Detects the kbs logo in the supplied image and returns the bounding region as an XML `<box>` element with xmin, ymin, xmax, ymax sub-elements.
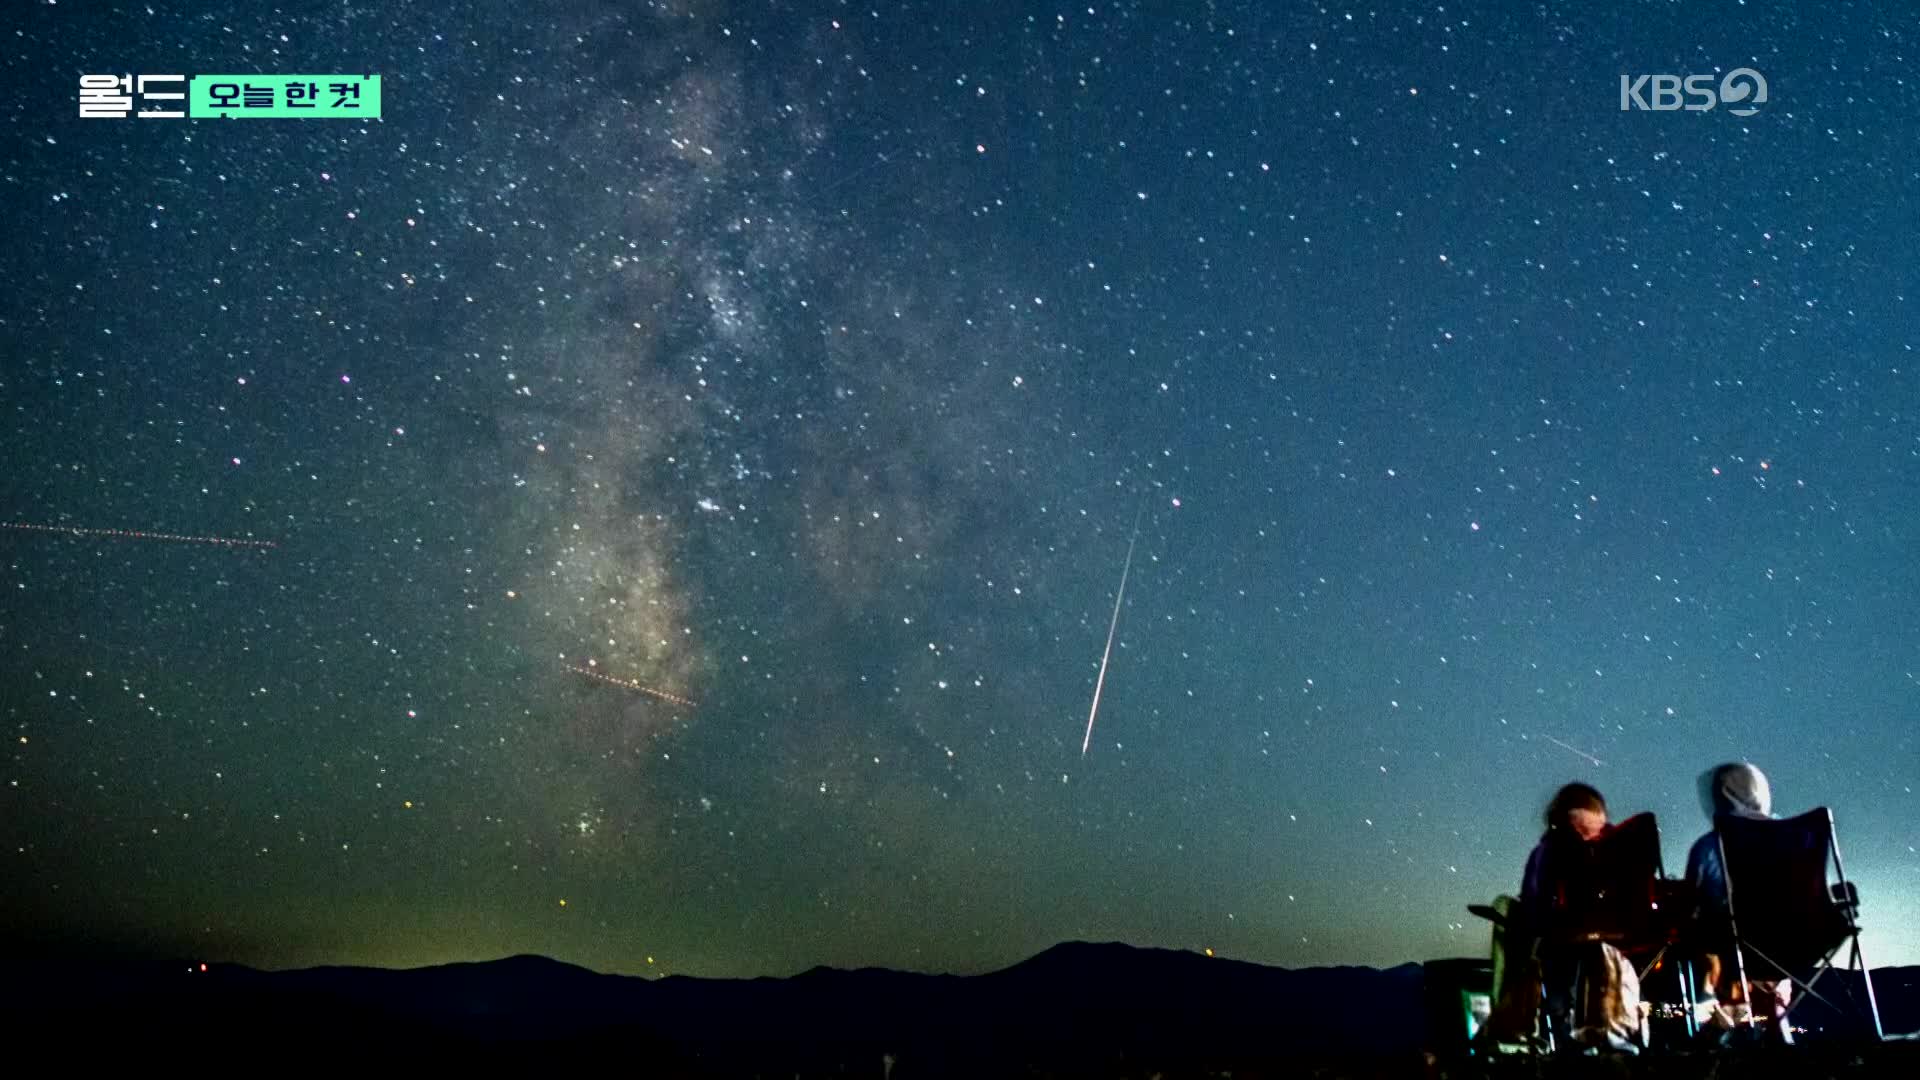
<box><xmin>1620</xmin><ymin>68</ymin><xmax>1767</xmax><ymax>116</ymax></box>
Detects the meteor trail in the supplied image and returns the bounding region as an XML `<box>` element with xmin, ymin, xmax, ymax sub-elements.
<box><xmin>1081</xmin><ymin>509</ymin><xmax>1142</xmax><ymax>756</ymax></box>
<box><xmin>1536</xmin><ymin>732</ymin><xmax>1604</xmax><ymax>768</ymax></box>
<box><xmin>1</xmin><ymin>521</ymin><xmax>278</xmax><ymax>549</ymax></box>
<box><xmin>565</xmin><ymin>663</ymin><xmax>699</xmax><ymax>709</ymax></box>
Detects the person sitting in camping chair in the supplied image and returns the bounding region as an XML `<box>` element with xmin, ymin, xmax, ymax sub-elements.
<box><xmin>1513</xmin><ymin>782</ymin><xmax>1647</xmax><ymax>1052</ymax></box>
<box><xmin>1687</xmin><ymin>761</ymin><xmax>1885</xmax><ymax>1044</ymax></box>
<box><xmin>1687</xmin><ymin>762</ymin><xmax>1792</xmax><ymax>1041</ymax></box>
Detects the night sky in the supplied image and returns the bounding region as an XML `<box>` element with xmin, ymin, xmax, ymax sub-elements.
<box><xmin>4</xmin><ymin>1</ymin><xmax>1918</xmax><ymax>981</ymax></box>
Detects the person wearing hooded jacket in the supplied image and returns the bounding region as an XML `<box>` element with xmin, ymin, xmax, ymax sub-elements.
<box><xmin>1686</xmin><ymin>762</ymin><xmax>1793</xmax><ymax>1042</ymax></box>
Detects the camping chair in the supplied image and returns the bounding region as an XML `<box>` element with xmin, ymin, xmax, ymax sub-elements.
<box><xmin>1714</xmin><ymin>807</ymin><xmax>1884</xmax><ymax>1040</ymax></box>
<box><xmin>1470</xmin><ymin>813</ymin><xmax>1695</xmax><ymax>1053</ymax></box>
<box><xmin>1539</xmin><ymin>812</ymin><xmax>1695</xmax><ymax>1049</ymax></box>
<box><xmin>1543</xmin><ymin>812</ymin><xmax>1666</xmax><ymax>947</ymax></box>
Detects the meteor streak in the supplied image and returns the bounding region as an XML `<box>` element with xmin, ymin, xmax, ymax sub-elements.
<box><xmin>1</xmin><ymin>521</ymin><xmax>278</xmax><ymax>549</ymax></box>
<box><xmin>1081</xmin><ymin>509</ymin><xmax>1142</xmax><ymax>756</ymax></box>
<box><xmin>1536</xmin><ymin>732</ymin><xmax>1604</xmax><ymax>768</ymax></box>
<box><xmin>565</xmin><ymin>663</ymin><xmax>699</xmax><ymax>709</ymax></box>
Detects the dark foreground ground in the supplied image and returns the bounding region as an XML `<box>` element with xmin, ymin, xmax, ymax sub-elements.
<box><xmin>16</xmin><ymin>1013</ymin><xmax>1918</xmax><ymax>1079</ymax></box>
<box><xmin>1437</xmin><ymin>1039</ymin><xmax>1920</xmax><ymax>1080</ymax></box>
<box><xmin>8</xmin><ymin>943</ymin><xmax>1914</xmax><ymax>1078</ymax></box>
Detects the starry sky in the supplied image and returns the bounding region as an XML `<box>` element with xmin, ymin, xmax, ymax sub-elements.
<box><xmin>4</xmin><ymin>1</ymin><xmax>1919</xmax><ymax>981</ymax></box>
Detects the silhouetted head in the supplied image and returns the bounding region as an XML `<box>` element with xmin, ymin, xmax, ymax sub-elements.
<box><xmin>1698</xmin><ymin>762</ymin><xmax>1771</xmax><ymax>821</ymax></box>
<box><xmin>1545</xmin><ymin>782</ymin><xmax>1608</xmax><ymax>841</ymax></box>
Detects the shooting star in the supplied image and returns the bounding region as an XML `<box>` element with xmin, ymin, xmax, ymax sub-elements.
<box><xmin>1081</xmin><ymin>509</ymin><xmax>1143</xmax><ymax>756</ymax></box>
<box><xmin>564</xmin><ymin>663</ymin><xmax>699</xmax><ymax>709</ymax></box>
<box><xmin>1535</xmin><ymin>733</ymin><xmax>1605</xmax><ymax>768</ymax></box>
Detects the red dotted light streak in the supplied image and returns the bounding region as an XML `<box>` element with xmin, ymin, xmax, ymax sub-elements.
<box><xmin>563</xmin><ymin>663</ymin><xmax>698</xmax><ymax>709</ymax></box>
<box><xmin>1</xmin><ymin>521</ymin><xmax>278</xmax><ymax>549</ymax></box>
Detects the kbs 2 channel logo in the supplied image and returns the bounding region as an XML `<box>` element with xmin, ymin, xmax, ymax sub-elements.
<box><xmin>1620</xmin><ymin>68</ymin><xmax>1767</xmax><ymax>116</ymax></box>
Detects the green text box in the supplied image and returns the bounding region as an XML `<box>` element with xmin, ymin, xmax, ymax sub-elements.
<box><xmin>190</xmin><ymin>75</ymin><xmax>380</xmax><ymax>118</ymax></box>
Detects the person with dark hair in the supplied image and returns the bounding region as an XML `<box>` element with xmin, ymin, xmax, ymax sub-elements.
<box><xmin>1521</xmin><ymin>782</ymin><xmax>1609</xmax><ymax>925</ymax></box>
<box><xmin>1687</xmin><ymin>762</ymin><xmax>1792</xmax><ymax>1043</ymax></box>
<box><xmin>1516</xmin><ymin>782</ymin><xmax>1642</xmax><ymax>1052</ymax></box>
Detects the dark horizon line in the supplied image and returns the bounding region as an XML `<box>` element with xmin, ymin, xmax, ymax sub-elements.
<box><xmin>17</xmin><ymin>937</ymin><xmax>1920</xmax><ymax>984</ymax></box>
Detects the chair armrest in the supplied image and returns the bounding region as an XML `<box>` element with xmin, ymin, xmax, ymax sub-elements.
<box><xmin>1829</xmin><ymin>881</ymin><xmax>1859</xmax><ymax>908</ymax></box>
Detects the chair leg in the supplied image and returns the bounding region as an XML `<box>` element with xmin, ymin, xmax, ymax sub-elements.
<box><xmin>1536</xmin><ymin>971</ymin><xmax>1557</xmax><ymax>1055</ymax></box>
<box><xmin>1852</xmin><ymin>934</ymin><xmax>1885</xmax><ymax>1042</ymax></box>
<box><xmin>1729</xmin><ymin>943</ymin><xmax>1759</xmax><ymax>1033</ymax></box>
<box><xmin>1679</xmin><ymin>957</ymin><xmax>1698</xmax><ymax>1040</ymax></box>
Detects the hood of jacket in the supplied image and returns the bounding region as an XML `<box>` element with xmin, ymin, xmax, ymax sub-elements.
<box><xmin>1698</xmin><ymin>761</ymin><xmax>1772</xmax><ymax>821</ymax></box>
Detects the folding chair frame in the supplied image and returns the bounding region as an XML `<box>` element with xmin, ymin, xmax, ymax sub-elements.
<box><xmin>1717</xmin><ymin>807</ymin><xmax>1884</xmax><ymax>1041</ymax></box>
